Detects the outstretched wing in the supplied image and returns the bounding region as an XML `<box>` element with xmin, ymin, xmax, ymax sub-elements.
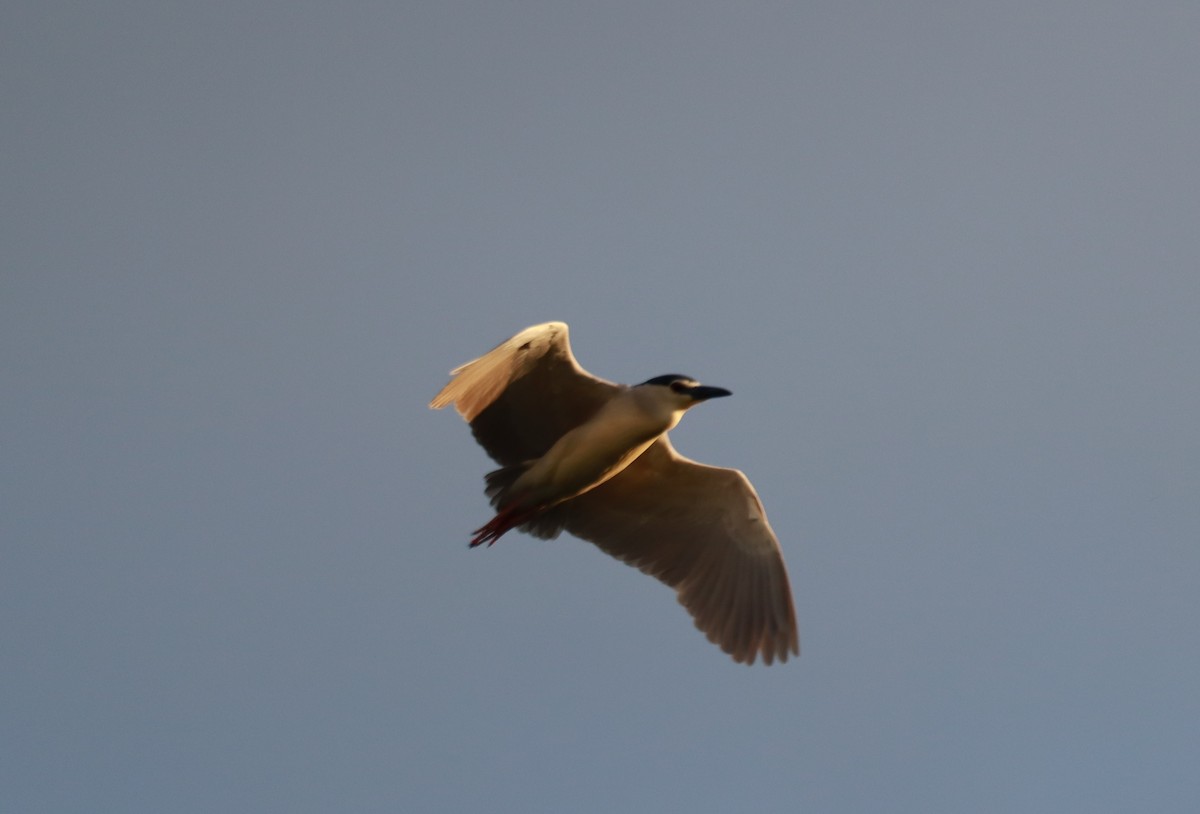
<box><xmin>429</xmin><ymin>322</ymin><xmax>620</xmax><ymax>465</ymax></box>
<box><xmin>562</xmin><ymin>436</ymin><xmax>799</xmax><ymax>665</ymax></box>
<box><xmin>432</xmin><ymin>322</ymin><xmax>798</xmax><ymax>665</ymax></box>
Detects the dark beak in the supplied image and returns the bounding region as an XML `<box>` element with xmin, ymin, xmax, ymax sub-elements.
<box><xmin>688</xmin><ymin>385</ymin><xmax>732</xmax><ymax>401</ymax></box>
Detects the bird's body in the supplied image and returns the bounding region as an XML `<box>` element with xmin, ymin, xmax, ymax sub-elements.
<box><xmin>506</xmin><ymin>386</ymin><xmax>676</xmax><ymax>509</ymax></box>
<box><xmin>430</xmin><ymin>321</ymin><xmax>798</xmax><ymax>665</ymax></box>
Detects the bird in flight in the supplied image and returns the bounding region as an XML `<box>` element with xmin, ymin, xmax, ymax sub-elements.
<box><xmin>430</xmin><ymin>321</ymin><xmax>798</xmax><ymax>665</ymax></box>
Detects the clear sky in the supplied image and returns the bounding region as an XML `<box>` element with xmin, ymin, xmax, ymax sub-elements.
<box><xmin>4</xmin><ymin>2</ymin><xmax>1199</xmax><ymax>812</ymax></box>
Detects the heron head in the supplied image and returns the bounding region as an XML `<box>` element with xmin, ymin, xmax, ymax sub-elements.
<box><xmin>637</xmin><ymin>374</ymin><xmax>732</xmax><ymax>406</ymax></box>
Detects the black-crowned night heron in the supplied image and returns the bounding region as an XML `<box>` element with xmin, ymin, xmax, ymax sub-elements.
<box><xmin>430</xmin><ymin>321</ymin><xmax>798</xmax><ymax>665</ymax></box>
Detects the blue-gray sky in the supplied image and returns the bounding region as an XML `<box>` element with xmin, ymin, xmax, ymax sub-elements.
<box><xmin>4</xmin><ymin>2</ymin><xmax>1199</xmax><ymax>811</ymax></box>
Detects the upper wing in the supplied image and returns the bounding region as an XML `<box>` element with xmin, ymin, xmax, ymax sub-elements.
<box><xmin>429</xmin><ymin>322</ymin><xmax>620</xmax><ymax>465</ymax></box>
<box><xmin>562</xmin><ymin>436</ymin><xmax>799</xmax><ymax>665</ymax></box>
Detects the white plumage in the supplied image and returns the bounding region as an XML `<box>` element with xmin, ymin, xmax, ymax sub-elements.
<box><xmin>430</xmin><ymin>321</ymin><xmax>798</xmax><ymax>665</ymax></box>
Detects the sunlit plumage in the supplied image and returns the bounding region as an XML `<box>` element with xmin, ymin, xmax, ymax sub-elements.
<box><xmin>430</xmin><ymin>321</ymin><xmax>798</xmax><ymax>665</ymax></box>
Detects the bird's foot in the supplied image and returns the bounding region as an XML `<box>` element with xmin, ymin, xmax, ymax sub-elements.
<box><xmin>469</xmin><ymin>504</ymin><xmax>535</xmax><ymax>548</ymax></box>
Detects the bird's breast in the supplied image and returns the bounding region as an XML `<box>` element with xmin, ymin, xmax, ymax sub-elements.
<box><xmin>511</xmin><ymin>401</ymin><xmax>673</xmax><ymax>507</ymax></box>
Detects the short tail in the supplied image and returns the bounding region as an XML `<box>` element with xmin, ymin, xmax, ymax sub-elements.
<box><xmin>471</xmin><ymin>462</ymin><xmax>568</xmax><ymax>546</ymax></box>
<box><xmin>483</xmin><ymin>463</ymin><xmax>530</xmax><ymax>509</ymax></box>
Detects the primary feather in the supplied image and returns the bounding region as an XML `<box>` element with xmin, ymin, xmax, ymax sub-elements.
<box><xmin>430</xmin><ymin>321</ymin><xmax>798</xmax><ymax>665</ymax></box>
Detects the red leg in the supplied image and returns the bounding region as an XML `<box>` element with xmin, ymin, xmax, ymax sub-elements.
<box><xmin>469</xmin><ymin>503</ymin><xmax>539</xmax><ymax>548</ymax></box>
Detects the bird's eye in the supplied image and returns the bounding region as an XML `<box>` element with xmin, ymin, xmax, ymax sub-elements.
<box><xmin>669</xmin><ymin>381</ymin><xmax>688</xmax><ymax>394</ymax></box>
